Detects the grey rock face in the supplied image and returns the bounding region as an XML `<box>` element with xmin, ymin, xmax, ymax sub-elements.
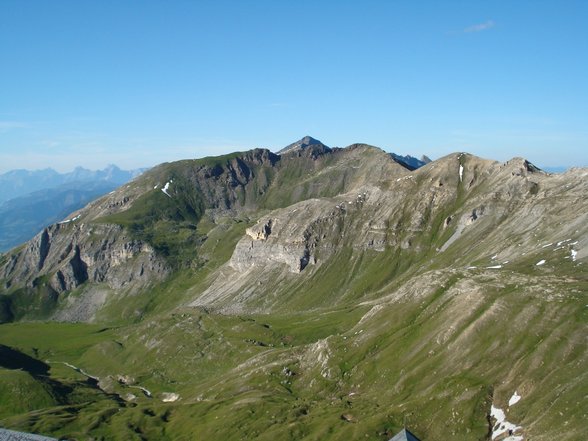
<box><xmin>191</xmin><ymin>152</ymin><xmax>588</xmax><ymax>312</ymax></box>
<box><xmin>1</xmin><ymin>222</ymin><xmax>168</xmax><ymax>294</ymax></box>
<box><xmin>231</xmin><ymin>207</ymin><xmax>316</xmax><ymax>273</ymax></box>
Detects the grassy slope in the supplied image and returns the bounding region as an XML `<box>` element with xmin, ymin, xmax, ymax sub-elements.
<box><xmin>0</xmin><ymin>259</ymin><xmax>585</xmax><ymax>440</ymax></box>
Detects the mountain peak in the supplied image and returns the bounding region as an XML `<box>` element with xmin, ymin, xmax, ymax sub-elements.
<box><xmin>299</xmin><ymin>135</ymin><xmax>322</xmax><ymax>146</ymax></box>
<box><xmin>278</xmin><ymin>136</ymin><xmax>328</xmax><ymax>154</ymax></box>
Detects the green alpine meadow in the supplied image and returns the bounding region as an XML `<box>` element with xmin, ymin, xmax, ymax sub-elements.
<box><xmin>0</xmin><ymin>138</ymin><xmax>586</xmax><ymax>440</ymax></box>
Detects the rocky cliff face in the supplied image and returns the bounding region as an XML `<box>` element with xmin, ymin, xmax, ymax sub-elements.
<box><xmin>191</xmin><ymin>152</ymin><xmax>588</xmax><ymax>313</ymax></box>
<box><xmin>2</xmin><ymin>223</ymin><xmax>167</xmax><ymax>293</ymax></box>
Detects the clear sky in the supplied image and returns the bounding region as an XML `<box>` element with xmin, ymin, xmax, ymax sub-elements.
<box><xmin>1</xmin><ymin>0</ymin><xmax>586</xmax><ymax>173</ymax></box>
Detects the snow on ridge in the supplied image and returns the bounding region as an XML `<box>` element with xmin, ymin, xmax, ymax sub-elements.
<box><xmin>536</xmin><ymin>259</ymin><xmax>546</xmax><ymax>266</ymax></box>
<box><xmin>508</xmin><ymin>391</ymin><xmax>521</xmax><ymax>406</ymax></box>
<box><xmin>161</xmin><ymin>181</ymin><xmax>172</xmax><ymax>198</ymax></box>
<box><xmin>59</xmin><ymin>214</ymin><xmax>81</xmax><ymax>224</ymax></box>
<box><xmin>486</xmin><ymin>265</ymin><xmax>503</xmax><ymax>269</ymax></box>
<box><xmin>459</xmin><ymin>164</ymin><xmax>464</xmax><ymax>182</ymax></box>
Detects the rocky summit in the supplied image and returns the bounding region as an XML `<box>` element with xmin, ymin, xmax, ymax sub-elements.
<box><xmin>0</xmin><ymin>138</ymin><xmax>586</xmax><ymax>441</ymax></box>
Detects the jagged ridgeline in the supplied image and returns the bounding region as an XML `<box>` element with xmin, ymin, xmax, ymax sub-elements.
<box><xmin>0</xmin><ymin>140</ymin><xmax>413</xmax><ymax>321</ymax></box>
<box><xmin>0</xmin><ymin>138</ymin><xmax>586</xmax><ymax>441</ymax></box>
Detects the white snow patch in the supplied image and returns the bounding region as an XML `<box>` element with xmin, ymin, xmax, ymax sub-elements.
<box><xmin>536</xmin><ymin>260</ymin><xmax>546</xmax><ymax>266</ymax></box>
<box><xmin>161</xmin><ymin>181</ymin><xmax>172</xmax><ymax>197</ymax></box>
<box><xmin>466</xmin><ymin>266</ymin><xmax>477</xmax><ymax>269</ymax></box>
<box><xmin>459</xmin><ymin>164</ymin><xmax>464</xmax><ymax>182</ymax></box>
<box><xmin>569</xmin><ymin>241</ymin><xmax>579</xmax><ymax>246</ymax></box>
<box><xmin>154</xmin><ymin>184</ymin><xmax>159</xmax><ymax>189</ymax></box>
<box><xmin>571</xmin><ymin>249</ymin><xmax>578</xmax><ymax>261</ymax></box>
<box><xmin>491</xmin><ymin>404</ymin><xmax>523</xmax><ymax>440</ymax></box>
<box><xmin>491</xmin><ymin>405</ymin><xmax>505</xmax><ymax>425</ymax></box>
<box><xmin>486</xmin><ymin>265</ymin><xmax>503</xmax><ymax>269</ymax></box>
<box><xmin>541</xmin><ymin>243</ymin><xmax>553</xmax><ymax>248</ymax></box>
<box><xmin>491</xmin><ymin>254</ymin><xmax>498</xmax><ymax>260</ymax></box>
<box><xmin>59</xmin><ymin>214</ymin><xmax>81</xmax><ymax>224</ymax></box>
<box><xmin>508</xmin><ymin>391</ymin><xmax>521</xmax><ymax>406</ymax></box>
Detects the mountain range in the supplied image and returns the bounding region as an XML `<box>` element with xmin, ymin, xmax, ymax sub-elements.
<box><xmin>0</xmin><ymin>137</ymin><xmax>585</xmax><ymax>441</ymax></box>
<box><xmin>0</xmin><ymin>165</ymin><xmax>145</xmax><ymax>205</ymax></box>
<box><xmin>0</xmin><ymin>165</ymin><xmax>146</xmax><ymax>252</ymax></box>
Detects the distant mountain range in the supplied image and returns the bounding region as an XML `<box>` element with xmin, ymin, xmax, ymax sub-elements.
<box><xmin>0</xmin><ymin>165</ymin><xmax>147</xmax><ymax>252</ymax></box>
<box><xmin>0</xmin><ymin>165</ymin><xmax>145</xmax><ymax>205</ymax></box>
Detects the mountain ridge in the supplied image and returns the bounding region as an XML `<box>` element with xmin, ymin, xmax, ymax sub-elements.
<box><xmin>1</xmin><ymin>144</ymin><xmax>584</xmax><ymax>320</ymax></box>
<box><xmin>0</xmin><ymin>139</ymin><xmax>586</xmax><ymax>441</ymax></box>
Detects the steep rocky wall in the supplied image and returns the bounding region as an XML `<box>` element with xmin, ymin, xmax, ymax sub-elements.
<box><xmin>1</xmin><ymin>222</ymin><xmax>168</xmax><ymax>294</ymax></box>
<box><xmin>190</xmin><ymin>153</ymin><xmax>588</xmax><ymax>313</ymax></box>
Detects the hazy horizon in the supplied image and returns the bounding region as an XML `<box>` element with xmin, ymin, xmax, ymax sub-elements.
<box><xmin>1</xmin><ymin>1</ymin><xmax>586</xmax><ymax>173</ymax></box>
<box><xmin>0</xmin><ymin>138</ymin><xmax>586</xmax><ymax>175</ymax></box>
<box><xmin>0</xmin><ymin>138</ymin><xmax>582</xmax><ymax>176</ymax></box>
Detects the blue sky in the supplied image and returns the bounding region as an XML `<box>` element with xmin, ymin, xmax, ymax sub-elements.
<box><xmin>0</xmin><ymin>0</ymin><xmax>586</xmax><ymax>172</ymax></box>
